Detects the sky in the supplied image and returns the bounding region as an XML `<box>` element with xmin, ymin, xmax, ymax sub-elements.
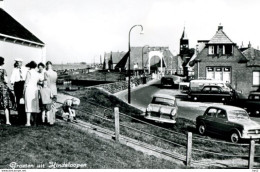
<box><xmin>3</xmin><ymin>0</ymin><xmax>260</xmax><ymax>64</ymax></box>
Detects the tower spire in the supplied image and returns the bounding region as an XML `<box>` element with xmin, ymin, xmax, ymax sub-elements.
<box><xmin>181</xmin><ymin>27</ymin><xmax>188</xmax><ymax>40</ymax></box>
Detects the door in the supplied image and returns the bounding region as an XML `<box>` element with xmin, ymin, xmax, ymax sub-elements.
<box><xmin>211</xmin><ymin>109</ymin><xmax>230</xmax><ymax>135</ymax></box>
<box><xmin>201</xmin><ymin>86</ymin><xmax>211</xmax><ymax>100</ymax></box>
<box><xmin>203</xmin><ymin>108</ymin><xmax>218</xmax><ymax>132</ymax></box>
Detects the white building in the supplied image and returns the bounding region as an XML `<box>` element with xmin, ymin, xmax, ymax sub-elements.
<box><xmin>0</xmin><ymin>1</ymin><xmax>46</xmax><ymax>77</ymax></box>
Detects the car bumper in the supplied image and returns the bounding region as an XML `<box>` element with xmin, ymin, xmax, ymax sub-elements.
<box><xmin>144</xmin><ymin>116</ymin><xmax>176</xmax><ymax>124</ymax></box>
<box><xmin>241</xmin><ymin>132</ymin><xmax>260</xmax><ymax>139</ymax></box>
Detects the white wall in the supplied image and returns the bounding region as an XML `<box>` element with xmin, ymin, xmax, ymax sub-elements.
<box><xmin>0</xmin><ymin>40</ymin><xmax>46</xmax><ymax>79</ymax></box>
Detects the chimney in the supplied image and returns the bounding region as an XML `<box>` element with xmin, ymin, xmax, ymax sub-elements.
<box><xmin>0</xmin><ymin>0</ymin><xmax>4</xmax><ymax>9</ymax></box>
<box><xmin>217</xmin><ymin>23</ymin><xmax>223</xmax><ymax>31</ymax></box>
<box><xmin>248</xmin><ymin>41</ymin><xmax>251</xmax><ymax>48</ymax></box>
<box><xmin>218</xmin><ymin>25</ymin><xmax>223</xmax><ymax>31</ymax></box>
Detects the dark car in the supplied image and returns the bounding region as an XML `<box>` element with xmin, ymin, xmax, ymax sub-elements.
<box><xmin>227</xmin><ymin>91</ymin><xmax>260</xmax><ymax>116</ymax></box>
<box><xmin>161</xmin><ymin>75</ymin><xmax>184</xmax><ymax>87</ymax></box>
<box><xmin>246</xmin><ymin>92</ymin><xmax>260</xmax><ymax>116</ymax></box>
<box><xmin>188</xmin><ymin>85</ymin><xmax>232</xmax><ymax>102</ymax></box>
<box><xmin>196</xmin><ymin>105</ymin><xmax>260</xmax><ymax>143</ymax></box>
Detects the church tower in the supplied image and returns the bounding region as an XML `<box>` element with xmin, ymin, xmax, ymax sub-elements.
<box><xmin>179</xmin><ymin>27</ymin><xmax>189</xmax><ymax>56</ymax></box>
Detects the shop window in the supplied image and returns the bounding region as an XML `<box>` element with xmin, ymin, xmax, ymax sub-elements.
<box><xmin>206</xmin><ymin>67</ymin><xmax>231</xmax><ymax>83</ymax></box>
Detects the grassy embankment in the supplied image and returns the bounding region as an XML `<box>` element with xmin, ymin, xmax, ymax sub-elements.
<box><xmin>0</xmin><ymin>123</ymin><xmax>184</xmax><ymax>169</ymax></box>
<box><xmin>64</xmin><ymin>88</ymin><xmax>260</xmax><ymax>162</ymax></box>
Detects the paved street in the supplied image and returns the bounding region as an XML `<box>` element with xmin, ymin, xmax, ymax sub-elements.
<box><xmin>115</xmin><ymin>79</ymin><xmax>260</xmax><ymax>123</ymax></box>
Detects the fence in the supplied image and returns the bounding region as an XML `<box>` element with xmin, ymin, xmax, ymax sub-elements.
<box><xmin>56</xmin><ymin>99</ymin><xmax>260</xmax><ymax>169</ymax></box>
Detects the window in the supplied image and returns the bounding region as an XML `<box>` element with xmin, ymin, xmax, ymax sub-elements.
<box><xmin>205</xmin><ymin>108</ymin><xmax>217</xmax><ymax>117</ymax></box>
<box><xmin>152</xmin><ymin>97</ymin><xmax>175</xmax><ymax>106</ymax></box>
<box><xmin>206</xmin><ymin>67</ymin><xmax>214</xmax><ymax>80</ymax></box>
<box><xmin>225</xmin><ymin>45</ymin><xmax>233</xmax><ymax>55</ymax></box>
<box><xmin>208</xmin><ymin>45</ymin><xmax>214</xmax><ymax>55</ymax></box>
<box><xmin>202</xmin><ymin>87</ymin><xmax>210</xmax><ymax>92</ymax></box>
<box><xmin>253</xmin><ymin>71</ymin><xmax>260</xmax><ymax>86</ymax></box>
<box><xmin>208</xmin><ymin>45</ymin><xmax>233</xmax><ymax>55</ymax></box>
<box><xmin>211</xmin><ymin>87</ymin><xmax>220</xmax><ymax>92</ymax></box>
<box><xmin>206</xmin><ymin>67</ymin><xmax>231</xmax><ymax>83</ymax></box>
<box><xmin>215</xmin><ymin>67</ymin><xmax>223</xmax><ymax>81</ymax></box>
<box><xmin>217</xmin><ymin>109</ymin><xmax>227</xmax><ymax>119</ymax></box>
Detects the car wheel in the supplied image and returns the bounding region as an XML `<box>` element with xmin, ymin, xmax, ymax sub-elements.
<box><xmin>198</xmin><ymin>124</ymin><xmax>206</xmax><ymax>135</ymax></box>
<box><xmin>230</xmin><ymin>131</ymin><xmax>240</xmax><ymax>143</ymax></box>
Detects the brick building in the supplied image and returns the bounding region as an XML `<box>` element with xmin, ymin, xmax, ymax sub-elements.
<box><xmin>189</xmin><ymin>25</ymin><xmax>260</xmax><ymax>96</ymax></box>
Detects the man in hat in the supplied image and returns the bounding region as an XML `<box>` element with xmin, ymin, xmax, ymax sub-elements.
<box><xmin>10</xmin><ymin>58</ymin><xmax>28</xmax><ymax>124</ymax></box>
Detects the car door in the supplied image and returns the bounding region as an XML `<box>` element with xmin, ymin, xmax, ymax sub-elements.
<box><xmin>203</xmin><ymin>108</ymin><xmax>217</xmax><ymax>132</ymax></box>
<box><xmin>201</xmin><ymin>86</ymin><xmax>211</xmax><ymax>100</ymax></box>
<box><xmin>210</xmin><ymin>86</ymin><xmax>221</xmax><ymax>101</ymax></box>
<box><xmin>211</xmin><ymin>108</ymin><xmax>230</xmax><ymax>135</ymax></box>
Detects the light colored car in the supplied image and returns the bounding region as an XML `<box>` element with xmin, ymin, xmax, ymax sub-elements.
<box><xmin>196</xmin><ymin>105</ymin><xmax>260</xmax><ymax>143</ymax></box>
<box><xmin>145</xmin><ymin>93</ymin><xmax>178</xmax><ymax>124</ymax></box>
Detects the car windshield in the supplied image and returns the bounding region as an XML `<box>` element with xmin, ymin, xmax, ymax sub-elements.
<box><xmin>152</xmin><ymin>97</ymin><xmax>175</xmax><ymax>106</ymax></box>
<box><xmin>228</xmin><ymin>110</ymin><xmax>249</xmax><ymax>120</ymax></box>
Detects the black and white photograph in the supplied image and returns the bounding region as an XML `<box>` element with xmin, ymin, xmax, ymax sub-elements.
<box><xmin>0</xmin><ymin>0</ymin><xmax>260</xmax><ymax>170</ymax></box>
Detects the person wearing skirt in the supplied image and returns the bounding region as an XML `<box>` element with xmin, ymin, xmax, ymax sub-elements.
<box><xmin>0</xmin><ymin>57</ymin><xmax>15</xmax><ymax>125</ymax></box>
<box><xmin>24</xmin><ymin>61</ymin><xmax>41</xmax><ymax>126</ymax></box>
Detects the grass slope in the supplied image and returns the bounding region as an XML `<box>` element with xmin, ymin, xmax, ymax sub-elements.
<box><xmin>61</xmin><ymin>88</ymin><xmax>260</xmax><ymax>163</ymax></box>
<box><xmin>0</xmin><ymin>123</ymin><xmax>183</xmax><ymax>169</ymax></box>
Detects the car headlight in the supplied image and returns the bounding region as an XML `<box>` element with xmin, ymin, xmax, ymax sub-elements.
<box><xmin>171</xmin><ymin>109</ymin><xmax>177</xmax><ymax>116</ymax></box>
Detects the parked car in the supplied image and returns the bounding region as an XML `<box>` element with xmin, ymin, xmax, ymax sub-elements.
<box><xmin>227</xmin><ymin>91</ymin><xmax>260</xmax><ymax>116</ymax></box>
<box><xmin>145</xmin><ymin>93</ymin><xmax>178</xmax><ymax>124</ymax></box>
<box><xmin>188</xmin><ymin>85</ymin><xmax>232</xmax><ymax>102</ymax></box>
<box><xmin>189</xmin><ymin>79</ymin><xmax>231</xmax><ymax>92</ymax></box>
<box><xmin>246</xmin><ymin>92</ymin><xmax>260</xmax><ymax>116</ymax></box>
<box><xmin>161</xmin><ymin>75</ymin><xmax>184</xmax><ymax>87</ymax></box>
<box><xmin>196</xmin><ymin>105</ymin><xmax>260</xmax><ymax>143</ymax></box>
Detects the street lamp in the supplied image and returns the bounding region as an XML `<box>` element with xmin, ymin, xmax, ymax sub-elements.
<box><xmin>142</xmin><ymin>45</ymin><xmax>149</xmax><ymax>74</ymax></box>
<box><xmin>128</xmin><ymin>25</ymin><xmax>144</xmax><ymax>104</ymax></box>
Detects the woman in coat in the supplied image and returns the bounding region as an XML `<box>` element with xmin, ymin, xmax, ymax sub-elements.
<box><xmin>24</xmin><ymin>61</ymin><xmax>41</xmax><ymax>126</ymax></box>
<box><xmin>44</xmin><ymin>61</ymin><xmax>57</xmax><ymax>125</ymax></box>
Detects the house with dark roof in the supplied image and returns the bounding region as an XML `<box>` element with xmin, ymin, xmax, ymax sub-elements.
<box><xmin>103</xmin><ymin>51</ymin><xmax>126</xmax><ymax>70</ymax></box>
<box><xmin>115</xmin><ymin>46</ymin><xmax>181</xmax><ymax>74</ymax></box>
<box><xmin>189</xmin><ymin>25</ymin><xmax>260</xmax><ymax>96</ymax></box>
<box><xmin>0</xmin><ymin>1</ymin><xmax>46</xmax><ymax>76</ymax></box>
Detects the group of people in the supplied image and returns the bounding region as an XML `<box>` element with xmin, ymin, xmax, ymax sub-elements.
<box><xmin>0</xmin><ymin>57</ymin><xmax>58</xmax><ymax>126</ymax></box>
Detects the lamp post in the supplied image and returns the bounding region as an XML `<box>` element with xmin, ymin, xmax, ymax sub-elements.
<box><xmin>128</xmin><ymin>25</ymin><xmax>144</xmax><ymax>104</ymax></box>
<box><xmin>142</xmin><ymin>45</ymin><xmax>149</xmax><ymax>74</ymax></box>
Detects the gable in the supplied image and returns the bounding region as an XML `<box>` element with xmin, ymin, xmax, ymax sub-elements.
<box><xmin>208</xmin><ymin>29</ymin><xmax>233</xmax><ymax>44</ymax></box>
<box><xmin>196</xmin><ymin>45</ymin><xmax>247</xmax><ymax>63</ymax></box>
<box><xmin>0</xmin><ymin>8</ymin><xmax>44</xmax><ymax>45</ymax></box>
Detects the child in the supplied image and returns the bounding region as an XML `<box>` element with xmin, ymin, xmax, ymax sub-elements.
<box><xmin>62</xmin><ymin>98</ymin><xmax>80</xmax><ymax>122</ymax></box>
<box><xmin>39</xmin><ymin>80</ymin><xmax>53</xmax><ymax>124</ymax></box>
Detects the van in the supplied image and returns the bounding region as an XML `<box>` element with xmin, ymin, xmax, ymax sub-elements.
<box><xmin>189</xmin><ymin>79</ymin><xmax>231</xmax><ymax>92</ymax></box>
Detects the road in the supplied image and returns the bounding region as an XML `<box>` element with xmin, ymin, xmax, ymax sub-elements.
<box><xmin>115</xmin><ymin>79</ymin><xmax>260</xmax><ymax>123</ymax></box>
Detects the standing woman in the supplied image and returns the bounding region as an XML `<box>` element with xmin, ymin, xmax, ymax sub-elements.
<box><xmin>0</xmin><ymin>57</ymin><xmax>15</xmax><ymax>125</ymax></box>
<box><xmin>44</xmin><ymin>61</ymin><xmax>57</xmax><ymax>125</ymax></box>
<box><xmin>24</xmin><ymin>61</ymin><xmax>41</xmax><ymax>126</ymax></box>
<box><xmin>37</xmin><ymin>63</ymin><xmax>45</xmax><ymax>88</ymax></box>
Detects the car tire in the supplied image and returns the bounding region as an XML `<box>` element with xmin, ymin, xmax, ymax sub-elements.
<box><xmin>230</xmin><ymin>131</ymin><xmax>240</xmax><ymax>143</ymax></box>
<box><xmin>198</xmin><ymin>124</ymin><xmax>206</xmax><ymax>135</ymax></box>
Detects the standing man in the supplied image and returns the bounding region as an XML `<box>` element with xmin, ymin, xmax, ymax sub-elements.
<box><xmin>10</xmin><ymin>58</ymin><xmax>28</xmax><ymax>124</ymax></box>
